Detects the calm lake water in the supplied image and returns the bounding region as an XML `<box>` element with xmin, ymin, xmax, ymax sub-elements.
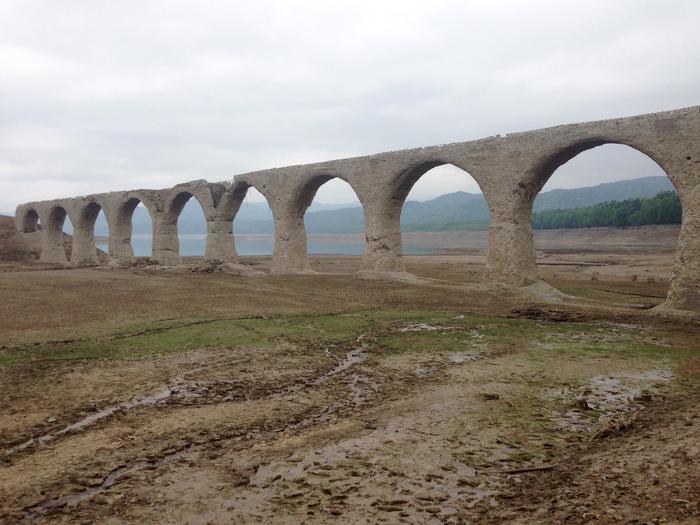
<box><xmin>97</xmin><ymin>234</ymin><xmax>434</xmax><ymax>256</ymax></box>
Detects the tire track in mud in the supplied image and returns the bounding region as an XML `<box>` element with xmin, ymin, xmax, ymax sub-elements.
<box><xmin>3</xmin><ymin>331</ymin><xmax>379</xmax><ymax>462</ymax></box>
<box><xmin>10</xmin><ymin>321</ymin><xmax>677</xmax><ymax>522</ymax></box>
<box><xmin>15</xmin><ymin>333</ymin><xmax>384</xmax><ymax>522</ymax></box>
<box><xmin>1</xmin><ymin>355</ymin><xmax>240</xmax><ymax>459</ymax></box>
<box><xmin>14</xmin><ymin>323</ymin><xmax>475</xmax><ymax>523</ymax></box>
<box><xmin>11</xmin><ymin>321</ymin><xmax>562</xmax><ymax>522</ymax></box>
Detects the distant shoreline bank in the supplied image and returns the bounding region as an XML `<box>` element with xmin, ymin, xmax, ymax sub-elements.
<box><xmin>93</xmin><ymin>225</ymin><xmax>680</xmax><ymax>256</ymax></box>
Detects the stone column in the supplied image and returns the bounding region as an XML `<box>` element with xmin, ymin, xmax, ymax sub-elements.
<box><xmin>269</xmin><ymin>200</ymin><xmax>310</xmax><ymax>274</ymax></box>
<box><xmin>358</xmin><ymin>196</ymin><xmax>405</xmax><ymax>277</ymax></box>
<box><xmin>483</xmin><ymin>195</ymin><xmax>540</xmax><ymax>290</ymax></box>
<box><xmin>663</xmin><ymin>184</ymin><xmax>700</xmax><ymax>311</ymax></box>
<box><xmin>105</xmin><ymin>200</ymin><xmax>137</xmax><ymax>263</ymax></box>
<box><xmin>108</xmin><ymin>219</ymin><xmax>135</xmax><ymax>262</ymax></box>
<box><xmin>205</xmin><ymin>217</ymin><xmax>237</xmax><ymax>262</ymax></box>
<box><xmin>71</xmin><ymin>223</ymin><xmax>98</xmax><ymax>266</ymax></box>
<box><xmin>151</xmin><ymin>216</ymin><xmax>181</xmax><ymax>265</ymax></box>
<box><xmin>40</xmin><ymin>216</ymin><xmax>69</xmax><ymax>264</ymax></box>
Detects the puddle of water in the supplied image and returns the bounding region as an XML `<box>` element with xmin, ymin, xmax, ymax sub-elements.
<box><xmin>586</xmin><ymin>369</ymin><xmax>672</xmax><ymax>412</ymax></box>
<box><xmin>414</xmin><ymin>366</ymin><xmax>438</xmax><ymax>377</ymax></box>
<box><xmin>313</xmin><ymin>335</ymin><xmax>370</xmax><ymax>386</ymax></box>
<box><xmin>399</xmin><ymin>324</ymin><xmax>452</xmax><ymax>333</ymax></box>
<box><xmin>449</xmin><ymin>352</ymin><xmax>482</xmax><ymax>364</ymax></box>
<box><xmin>314</xmin><ymin>348</ymin><xmax>367</xmax><ymax>384</ymax></box>
<box><xmin>546</xmin><ymin>368</ymin><xmax>673</xmax><ymax>433</ymax></box>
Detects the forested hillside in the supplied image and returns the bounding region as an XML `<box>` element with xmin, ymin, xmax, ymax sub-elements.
<box><xmin>531</xmin><ymin>191</ymin><xmax>681</xmax><ymax>230</ymax></box>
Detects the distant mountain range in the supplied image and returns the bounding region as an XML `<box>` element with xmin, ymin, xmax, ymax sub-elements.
<box><xmin>229</xmin><ymin>176</ymin><xmax>674</xmax><ymax>234</ymax></box>
<box><xmin>14</xmin><ymin>176</ymin><xmax>675</xmax><ymax>235</ymax></box>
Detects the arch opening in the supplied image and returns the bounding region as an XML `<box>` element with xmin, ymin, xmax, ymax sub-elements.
<box><xmin>119</xmin><ymin>198</ymin><xmax>153</xmax><ymax>257</ymax></box>
<box><xmin>396</xmin><ymin>163</ymin><xmax>488</xmax><ymax>281</ymax></box>
<box><xmin>92</xmin><ymin>207</ymin><xmax>109</xmax><ymax>254</ymax></box>
<box><xmin>21</xmin><ymin>208</ymin><xmax>40</xmax><ymax>233</ymax></box>
<box><xmin>533</xmin><ymin>143</ymin><xmax>681</xmax><ymax>305</ymax></box>
<box><xmin>232</xmin><ymin>186</ymin><xmax>274</xmax><ymax>256</ymax></box>
<box><xmin>171</xmin><ymin>193</ymin><xmax>207</xmax><ymax>257</ymax></box>
<box><xmin>301</xmin><ymin>177</ymin><xmax>364</xmax><ymax>256</ymax></box>
<box><xmin>78</xmin><ymin>202</ymin><xmax>108</xmax><ymax>264</ymax></box>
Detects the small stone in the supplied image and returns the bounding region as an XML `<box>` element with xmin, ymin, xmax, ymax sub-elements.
<box><xmin>574</xmin><ymin>398</ymin><xmax>591</xmax><ymax>410</ymax></box>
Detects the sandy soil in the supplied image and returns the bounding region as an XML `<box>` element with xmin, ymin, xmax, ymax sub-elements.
<box><xmin>0</xmin><ymin>232</ymin><xmax>698</xmax><ymax>524</ymax></box>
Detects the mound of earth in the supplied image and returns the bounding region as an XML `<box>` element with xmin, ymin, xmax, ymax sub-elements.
<box><xmin>0</xmin><ymin>215</ymin><xmax>42</xmax><ymax>261</ymax></box>
<box><xmin>0</xmin><ymin>214</ymin><xmax>108</xmax><ymax>263</ymax></box>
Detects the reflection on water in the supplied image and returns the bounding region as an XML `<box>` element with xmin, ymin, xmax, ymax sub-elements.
<box><xmin>97</xmin><ymin>234</ymin><xmax>434</xmax><ymax>257</ymax></box>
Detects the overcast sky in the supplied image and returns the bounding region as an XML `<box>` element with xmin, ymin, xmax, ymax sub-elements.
<box><xmin>1</xmin><ymin>0</ymin><xmax>698</xmax><ymax>211</ymax></box>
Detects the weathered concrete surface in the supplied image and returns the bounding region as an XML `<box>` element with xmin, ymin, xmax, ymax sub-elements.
<box><xmin>14</xmin><ymin>105</ymin><xmax>700</xmax><ymax>311</ymax></box>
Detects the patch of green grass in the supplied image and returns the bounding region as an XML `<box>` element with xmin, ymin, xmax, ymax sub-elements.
<box><xmin>0</xmin><ymin>312</ymin><xmax>376</xmax><ymax>367</ymax></box>
<box><xmin>559</xmin><ymin>341</ymin><xmax>693</xmax><ymax>359</ymax></box>
<box><xmin>2</xmin><ymin>308</ymin><xmax>696</xmax><ymax>368</ymax></box>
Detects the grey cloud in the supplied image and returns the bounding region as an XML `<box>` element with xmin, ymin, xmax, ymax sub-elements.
<box><xmin>0</xmin><ymin>0</ymin><xmax>698</xmax><ymax>210</ymax></box>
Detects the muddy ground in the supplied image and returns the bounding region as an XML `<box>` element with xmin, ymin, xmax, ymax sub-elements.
<box><xmin>0</xmin><ymin>247</ymin><xmax>698</xmax><ymax>524</ymax></box>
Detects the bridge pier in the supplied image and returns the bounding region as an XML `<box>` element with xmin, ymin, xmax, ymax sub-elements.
<box><xmin>358</xmin><ymin>197</ymin><xmax>406</xmax><ymax>278</ymax></box>
<box><xmin>151</xmin><ymin>217</ymin><xmax>181</xmax><ymax>265</ymax></box>
<box><xmin>205</xmin><ymin>218</ymin><xmax>237</xmax><ymax>262</ymax></box>
<box><xmin>482</xmin><ymin>199</ymin><xmax>539</xmax><ymax>290</ymax></box>
<box><xmin>663</xmin><ymin>184</ymin><xmax>700</xmax><ymax>311</ymax></box>
<box><xmin>270</xmin><ymin>201</ymin><xmax>311</xmax><ymax>274</ymax></box>
<box><xmin>108</xmin><ymin>225</ymin><xmax>135</xmax><ymax>262</ymax></box>
<box><xmin>39</xmin><ymin>208</ymin><xmax>69</xmax><ymax>265</ymax></box>
<box><xmin>40</xmin><ymin>227</ymin><xmax>69</xmax><ymax>264</ymax></box>
<box><xmin>70</xmin><ymin>223</ymin><xmax>99</xmax><ymax>266</ymax></box>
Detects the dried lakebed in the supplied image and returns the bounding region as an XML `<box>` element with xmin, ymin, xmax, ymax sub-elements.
<box><xmin>0</xmin><ymin>310</ymin><xmax>698</xmax><ymax>523</ymax></box>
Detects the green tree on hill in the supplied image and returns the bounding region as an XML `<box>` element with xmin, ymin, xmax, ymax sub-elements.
<box><xmin>532</xmin><ymin>191</ymin><xmax>681</xmax><ymax>230</ymax></box>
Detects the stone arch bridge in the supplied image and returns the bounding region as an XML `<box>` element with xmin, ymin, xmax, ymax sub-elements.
<box><xmin>15</xmin><ymin>106</ymin><xmax>700</xmax><ymax>312</ymax></box>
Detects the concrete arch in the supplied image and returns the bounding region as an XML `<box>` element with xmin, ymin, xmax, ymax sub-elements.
<box><xmin>17</xmin><ymin>207</ymin><xmax>40</xmax><ymax>233</ymax></box>
<box><xmin>291</xmin><ymin>173</ymin><xmax>366</xmax><ymax>215</ymax></box>
<box><xmin>205</xmin><ymin>179</ymin><xmax>276</xmax><ymax>263</ymax></box>
<box><xmin>163</xmin><ymin>187</ymin><xmax>214</xmax><ymax>224</ymax></box>
<box><xmin>295</xmin><ymin>174</ymin><xmax>366</xmax><ymax>261</ymax></box>
<box><xmin>11</xmin><ymin>104</ymin><xmax>699</xmax><ymax>311</ymax></box>
<box><xmin>218</xmin><ymin>177</ymin><xmax>300</xmax><ymax>266</ymax></box>
<box><xmin>170</xmin><ymin>191</ymin><xmax>209</xmax><ymax>257</ymax></box>
<box><xmin>482</xmin><ymin>121</ymin><xmax>697</xmax><ymax>294</ymax></box>
<box><xmin>530</xmin><ymin>138</ymin><xmax>676</xmax><ymax>198</ymax></box>
<box><xmin>522</xmin><ymin>140</ymin><xmax>686</xmax><ymax>306</ymax></box>
<box><xmin>389</xmin><ymin>159</ymin><xmax>484</xmax><ymax>203</ymax></box>
<box><xmin>141</xmin><ymin>182</ymin><xmax>217</xmax><ymax>265</ymax></box>
<box><xmin>219</xmin><ymin>180</ymin><xmax>263</xmax><ymax>221</ymax></box>
<box><xmin>360</xmin><ymin>159</ymin><xmax>488</xmax><ymax>278</ymax></box>
<box><xmin>70</xmin><ymin>199</ymin><xmax>107</xmax><ymax>266</ymax></box>
<box><xmin>109</xmin><ymin>195</ymin><xmax>158</xmax><ymax>262</ymax></box>
<box><xmin>263</xmin><ymin>172</ymin><xmax>366</xmax><ymax>274</ymax></box>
